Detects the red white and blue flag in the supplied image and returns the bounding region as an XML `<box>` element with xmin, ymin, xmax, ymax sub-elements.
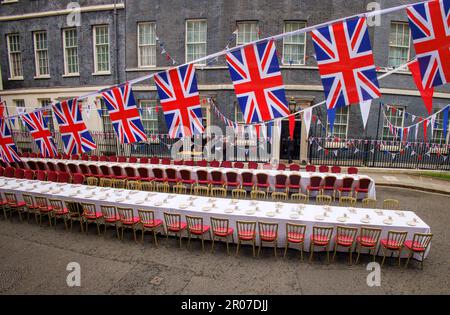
<box><xmin>154</xmin><ymin>64</ymin><xmax>204</xmax><ymax>138</ymax></box>
<box><xmin>52</xmin><ymin>98</ymin><xmax>97</xmax><ymax>155</ymax></box>
<box><xmin>406</xmin><ymin>0</ymin><xmax>450</xmax><ymax>89</ymax></box>
<box><xmin>21</xmin><ymin>111</ymin><xmax>58</xmax><ymax>158</ymax></box>
<box><xmin>101</xmin><ymin>83</ymin><xmax>147</xmax><ymax>144</ymax></box>
<box><xmin>226</xmin><ymin>40</ymin><xmax>289</xmax><ymax>123</ymax></box>
<box><xmin>0</xmin><ymin>118</ymin><xmax>21</xmax><ymax>163</ymax></box>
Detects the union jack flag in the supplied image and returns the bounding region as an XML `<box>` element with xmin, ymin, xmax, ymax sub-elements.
<box><xmin>226</xmin><ymin>40</ymin><xmax>289</xmax><ymax>123</ymax></box>
<box><xmin>101</xmin><ymin>83</ymin><xmax>147</xmax><ymax>144</ymax></box>
<box><xmin>406</xmin><ymin>0</ymin><xmax>450</xmax><ymax>89</ymax></box>
<box><xmin>154</xmin><ymin>64</ymin><xmax>204</xmax><ymax>138</ymax></box>
<box><xmin>21</xmin><ymin>111</ymin><xmax>57</xmax><ymax>158</ymax></box>
<box><xmin>311</xmin><ymin>17</ymin><xmax>381</xmax><ymax>110</ymax></box>
<box><xmin>52</xmin><ymin>98</ymin><xmax>97</xmax><ymax>155</ymax></box>
<box><xmin>0</xmin><ymin>118</ymin><xmax>21</xmax><ymax>163</ymax></box>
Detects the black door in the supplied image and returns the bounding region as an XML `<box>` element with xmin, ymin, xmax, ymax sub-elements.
<box><xmin>280</xmin><ymin>120</ymin><xmax>301</xmax><ymax>161</ymax></box>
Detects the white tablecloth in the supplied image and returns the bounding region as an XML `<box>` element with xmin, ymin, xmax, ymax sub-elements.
<box><xmin>0</xmin><ymin>177</ymin><xmax>428</xmax><ymax>259</ymax></box>
<box><xmin>21</xmin><ymin>158</ymin><xmax>376</xmax><ymax>199</ymax></box>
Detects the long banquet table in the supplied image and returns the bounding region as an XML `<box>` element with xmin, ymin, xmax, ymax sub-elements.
<box><xmin>0</xmin><ymin>177</ymin><xmax>428</xmax><ymax>259</ymax></box>
<box><xmin>20</xmin><ymin>158</ymin><xmax>377</xmax><ymax>199</ymax></box>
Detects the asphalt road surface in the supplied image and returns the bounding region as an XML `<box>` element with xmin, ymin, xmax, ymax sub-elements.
<box><xmin>0</xmin><ymin>186</ymin><xmax>449</xmax><ymax>294</ymax></box>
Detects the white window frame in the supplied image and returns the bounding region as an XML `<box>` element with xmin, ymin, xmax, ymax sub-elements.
<box><xmin>282</xmin><ymin>21</ymin><xmax>307</xmax><ymax>66</ymax></box>
<box><xmin>432</xmin><ymin>109</ymin><xmax>450</xmax><ymax>145</ymax></box>
<box><xmin>13</xmin><ymin>99</ymin><xmax>27</xmax><ymax>131</ymax></box>
<box><xmin>137</xmin><ymin>22</ymin><xmax>157</xmax><ymax>68</ymax></box>
<box><xmin>236</xmin><ymin>21</ymin><xmax>259</xmax><ymax>45</ymax></box>
<box><xmin>63</xmin><ymin>28</ymin><xmax>79</xmax><ymax>76</ymax></box>
<box><xmin>388</xmin><ymin>22</ymin><xmax>411</xmax><ymax>69</ymax></box>
<box><xmin>93</xmin><ymin>25</ymin><xmax>111</xmax><ymax>75</ymax></box>
<box><xmin>33</xmin><ymin>31</ymin><xmax>50</xmax><ymax>78</ymax></box>
<box><xmin>139</xmin><ymin>100</ymin><xmax>158</xmax><ymax>134</ymax></box>
<box><xmin>6</xmin><ymin>33</ymin><xmax>23</xmax><ymax>80</ymax></box>
<box><xmin>326</xmin><ymin>106</ymin><xmax>350</xmax><ymax>138</ymax></box>
<box><xmin>185</xmin><ymin>19</ymin><xmax>207</xmax><ymax>65</ymax></box>
<box><xmin>382</xmin><ymin>106</ymin><xmax>405</xmax><ymax>141</ymax></box>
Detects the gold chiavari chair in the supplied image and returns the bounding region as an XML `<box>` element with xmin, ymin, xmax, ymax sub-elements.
<box><xmin>355</xmin><ymin>227</ymin><xmax>382</xmax><ymax>264</ymax></box>
<box><xmin>210</xmin><ymin>217</ymin><xmax>234</xmax><ymax>255</ymax></box>
<box><xmin>404</xmin><ymin>233</ymin><xmax>433</xmax><ymax>270</ymax></box>
<box><xmin>138</xmin><ymin>209</ymin><xmax>163</xmax><ymax>246</ymax></box>
<box><xmin>291</xmin><ymin>193</ymin><xmax>308</xmax><ymax>203</ymax></box>
<box><xmin>379</xmin><ymin>230</ymin><xmax>408</xmax><ymax>267</ymax></box>
<box><xmin>193</xmin><ymin>185</ymin><xmax>209</xmax><ymax>196</ymax></box>
<box><xmin>362</xmin><ymin>198</ymin><xmax>377</xmax><ymax>208</ymax></box>
<box><xmin>100</xmin><ymin>205</ymin><xmax>120</xmax><ymax>239</ymax></box>
<box><xmin>155</xmin><ymin>182</ymin><xmax>170</xmax><ymax>193</ymax></box>
<box><xmin>250</xmin><ymin>189</ymin><xmax>266</xmax><ymax>200</ymax></box>
<box><xmin>48</xmin><ymin>199</ymin><xmax>70</xmax><ymax>230</ymax></box>
<box><xmin>117</xmin><ymin>207</ymin><xmax>140</xmax><ymax>242</ymax></box>
<box><xmin>339</xmin><ymin>196</ymin><xmax>357</xmax><ymax>207</ymax></box>
<box><xmin>309</xmin><ymin>225</ymin><xmax>334</xmax><ymax>264</ymax></box>
<box><xmin>99</xmin><ymin>177</ymin><xmax>112</xmax><ymax>188</ymax></box>
<box><xmin>284</xmin><ymin>223</ymin><xmax>306</xmax><ymax>260</ymax></box>
<box><xmin>22</xmin><ymin>194</ymin><xmax>39</xmax><ymax>224</ymax></box>
<box><xmin>236</xmin><ymin>220</ymin><xmax>257</xmax><ymax>257</ymax></box>
<box><xmin>210</xmin><ymin>187</ymin><xmax>227</xmax><ymax>197</ymax></box>
<box><xmin>112</xmin><ymin>178</ymin><xmax>127</xmax><ymax>189</ymax></box>
<box><xmin>126</xmin><ymin>180</ymin><xmax>141</xmax><ymax>190</ymax></box>
<box><xmin>186</xmin><ymin>215</ymin><xmax>211</xmax><ymax>252</ymax></box>
<box><xmin>271</xmin><ymin>192</ymin><xmax>288</xmax><ymax>201</ymax></box>
<box><xmin>163</xmin><ymin>212</ymin><xmax>187</xmax><ymax>248</ymax></box>
<box><xmin>66</xmin><ymin>201</ymin><xmax>84</xmax><ymax>232</ymax></box>
<box><xmin>4</xmin><ymin>192</ymin><xmax>26</xmax><ymax>222</ymax></box>
<box><xmin>173</xmin><ymin>183</ymin><xmax>187</xmax><ymax>195</ymax></box>
<box><xmin>258</xmin><ymin>222</ymin><xmax>279</xmax><ymax>257</ymax></box>
<box><xmin>35</xmin><ymin>196</ymin><xmax>54</xmax><ymax>227</ymax></box>
<box><xmin>140</xmin><ymin>181</ymin><xmax>155</xmax><ymax>192</ymax></box>
<box><xmin>383</xmin><ymin>199</ymin><xmax>400</xmax><ymax>210</ymax></box>
<box><xmin>0</xmin><ymin>192</ymin><xmax>10</xmax><ymax>220</ymax></box>
<box><xmin>86</xmin><ymin>176</ymin><xmax>99</xmax><ymax>186</ymax></box>
<box><xmin>81</xmin><ymin>203</ymin><xmax>103</xmax><ymax>235</ymax></box>
<box><xmin>316</xmin><ymin>194</ymin><xmax>332</xmax><ymax>205</ymax></box>
<box><xmin>332</xmin><ymin>226</ymin><xmax>358</xmax><ymax>265</ymax></box>
<box><xmin>231</xmin><ymin>188</ymin><xmax>247</xmax><ymax>199</ymax></box>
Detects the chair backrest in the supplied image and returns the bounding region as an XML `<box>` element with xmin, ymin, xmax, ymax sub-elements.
<box><xmin>99</xmin><ymin>177</ymin><xmax>112</xmax><ymax>187</ymax></box>
<box><xmin>29</xmin><ymin>152</ymin><xmax>37</xmax><ymax>158</ymax></box>
<box><xmin>47</xmin><ymin>171</ymin><xmax>58</xmax><ymax>182</ymax></box>
<box><xmin>124</xmin><ymin>167</ymin><xmax>136</xmax><ymax>177</ymax></box>
<box><xmin>347</xmin><ymin>167</ymin><xmax>358</xmax><ymax>174</ymax></box>
<box><xmin>277</xmin><ymin>163</ymin><xmax>286</xmax><ymax>171</ymax></box>
<box><xmin>234</xmin><ymin>162</ymin><xmax>244</xmax><ymax>169</ymax></box>
<box><xmin>128</xmin><ymin>157</ymin><xmax>138</xmax><ymax>163</ymax></box>
<box><xmin>86</xmin><ymin>177</ymin><xmax>98</xmax><ymax>186</ymax></box>
<box><xmin>411</xmin><ymin>233</ymin><xmax>433</xmax><ymax>251</ymax></box>
<box><xmin>289</xmin><ymin>164</ymin><xmax>301</xmax><ymax>171</ymax></box>
<box><xmin>35</xmin><ymin>196</ymin><xmax>49</xmax><ymax>208</ymax></box>
<box><xmin>336</xmin><ymin>226</ymin><xmax>358</xmax><ymax>243</ymax></box>
<box><xmin>196</xmin><ymin>169</ymin><xmax>208</xmax><ymax>181</ymax></box>
<box><xmin>310</xmin><ymin>176</ymin><xmax>322</xmax><ymax>187</ymax></box>
<box><xmin>288</xmin><ymin>174</ymin><xmax>301</xmax><ymax>186</ymax></box>
<box><xmin>150</xmin><ymin>157</ymin><xmax>160</xmax><ymax>164</ymax></box>
<box><xmin>250</xmin><ymin>190</ymin><xmax>266</xmax><ymax>200</ymax></box>
<box><xmin>305</xmin><ymin>165</ymin><xmax>316</xmax><ymax>172</ymax></box>
<box><xmin>99</xmin><ymin>156</ymin><xmax>108</xmax><ymax>162</ymax></box>
<box><xmin>71</xmin><ymin>154</ymin><xmax>80</xmax><ymax>160</ymax></box>
<box><xmin>256</xmin><ymin>173</ymin><xmax>268</xmax><ymax>183</ymax></box>
<box><xmin>211</xmin><ymin>187</ymin><xmax>226</xmax><ymax>197</ymax></box>
<box><xmin>27</xmin><ymin>161</ymin><xmax>37</xmax><ymax>171</ymax></box>
<box><xmin>312</xmin><ymin>226</ymin><xmax>334</xmax><ymax>241</ymax></box>
<box><xmin>241</xmin><ymin>172</ymin><xmax>254</xmax><ymax>184</ymax></box>
<box><xmin>164</xmin><ymin>212</ymin><xmax>182</xmax><ymax>230</ymax></box>
<box><xmin>275</xmin><ymin>174</ymin><xmax>287</xmax><ymax>186</ymax></box>
<box><xmin>339</xmin><ymin>196</ymin><xmax>356</xmax><ymax>206</ymax></box>
<box><xmin>4</xmin><ymin>192</ymin><xmax>18</xmax><ymax>204</ymax></box>
<box><xmin>316</xmin><ymin>194</ymin><xmax>332</xmax><ymax>205</ymax></box>
<box><xmin>23</xmin><ymin>169</ymin><xmax>35</xmax><ymax>180</ymax></box>
<box><xmin>57</xmin><ymin>162</ymin><xmax>68</xmax><ymax>172</ymax></box>
<box><xmin>383</xmin><ymin>199</ymin><xmax>399</xmax><ymax>210</ymax></box>
<box><xmin>173</xmin><ymin>160</ymin><xmax>183</xmax><ymax>165</ymax></box>
<box><xmin>262</xmin><ymin>163</ymin><xmax>273</xmax><ymax>170</ymax></box>
<box><xmin>197</xmin><ymin>160</ymin><xmax>207</xmax><ymax>167</ymax></box>
<box><xmin>210</xmin><ymin>217</ymin><xmax>230</xmax><ymax>236</ymax></box>
<box><xmin>258</xmin><ymin>221</ymin><xmax>278</xmax><ymax>239</ymax></box>
<box><xmin>220</xmin><ymin>161</ymin><xmax>232</xmax><ymax>168</ymax></box>
<box><xmin>209</xmin><ymin>160</ymin><xmax>220</xmax><ymax>168</ymax></box>
<box><xmin>323</xmin><ymin>176</ymin><xmax>337</xmax><ymax>187</ymax></box>
<box><xmin>112</xmin><ymin>166</ymin><xmax>123</xmax><ymax>177</ymax></box>
<box><xmin>385</xmin><ymin>230</ymin><xmax>408</xmax><ymax>248</ymax></box>
<box><xmin>140</xmin><ymin>181</ymin><xmax>154</xmax><ymax>192</ymax></box>
<box><xmin>37</xmin><ymin>161</ymin><xmax>47</xmax><ymax>171</ymax></box>
<box><xmin>78</xmin><ymin>164</ymin><xmax>89</xmax><ymax>174</ymax></box>
<box><xmin>247</xmin><ymin>161</ymin><xmax>258</xmax><ymax>169</ymax></box>
<box><xmin>362</xmin><ymin>198</ymin><xmax>377</xmax><ymax>208</ymax></box>
<box><xmin>236</xmin><ymin>221</ymin><xmax>256</xmax><ymax>239</ymax></box>
<box><xmin>186</xmin><ymin>215</ymin><xmax>205</xmax><ymax>233</ymax></box>
<box><xmin>161</xmin><ymin>158</ymin><xmax>170</xmax><ymax>165</ymax></box>
<box><xmin>36</xmin><ymin>170</ymin><xmax>47</xmax><ymax>181</ymax></box>
<box><xmin>272</xmin><ymin>192</ymin><xmax>287</xmax><ymax>201</ymax></box>
<box><xmin>232</xmin><ymin>189</ymin><xmax>247</xmax><ymax>199</ymax></box>
<box><xmin>152</xmin><ymin>168</ymin><xmax>164</xmax><ymax>179</ymax></box>
<box><xmin>101</xmin><ymin>205</ymin><xmax>117</xmax><ymax>221</ymax></box>
<box><xmin>291</xmin><ymin>193</ymin><xmax>308</xmax><ymax>202</ymax></box>
<box><xmin>184</xmin><ymin>160</ymin><xmax>195</xmax><ymax>166</ymax></box>
<box><xmin>358</xmin><ymin>178</ymin><xmax>371</xmax><ymax>190</ymax></box>
<box><xmin>90</xmin><ymin>155</ymin><xmax>99</xmax><ymax>161</ymax></box>
<box><xmin>48</xmin><ymin>199</ymin><xmax>64</xmax><ymax>212</ymax></box>
<box><xmin>166</xmin><ymin>168</ymin><xmax>177</xmax><ymax>179</ymax></box>
<box><xmin>138</xmin><ymin>209</ymin><xmax>156</xmax><ymax>225</ymax></box>
<box><xmin>0</xmin><ymin>166</ymin><xmax>4</xmax><ymax>176</ymax></box>
<box><xmin>173</xmin><ymin>183</ymin><xmax>187</xmax><ymax>194</ymax></box>
<box><xmin>81</xmin><ymin>203</ymin><xmax>97</xmax><ymax>216</ymax></box>
<box><xmin>44</xmin><ymin>161</ymin><xmax>55</xmax><ymax>171</ymax></box>
<box><xmin>180</xmin><ymin>169</ymin><xmax>191</xmax><ymax>180</ymax></box>
<box><xmin>112</xmin><ymin>179</ymin><xmax>126</xmax><ymax>189</ymax></box>
<box><xmin>57</xmin><ymin>171</ymin><xmax>71</xmax><ymax>183</ymax></box>
<box><xmin>109</xmin><ymin>156</ymin><xmax>118</xmax><ymax>162</ymax></box>
<box><xmin>225</xmin><ymin>171</ymin><xmax>238</xmax><ymax>182</ymax></box>
<box><xmin>22</xmin><ymin>194</ymin><xmax>35</xmax><ymax>208</ymax></box>
<box><xmin>139</xmin><ymin>157</ymin><xmax>149</xmax><ymax>164</ymax></box>
<box><xmin>155</xmin><ymin>182</ymin><xmax>170</xmax><ymax>193</ymax></box>
<box><xmin>126</xmin><ymin>180</ymin><xmax>141</xmax><ymax>190</ymax></box>
<box><xmin>81</xmin><ymin>154</ymin><xmax>89</xmax><ymax>161</ymax></box>
<box><xmin>72</xmin><ymin>173</ymin><xmax>84</xmax><ymax>185</ymax></box>
<box><xmin>117</xmin><ymin>207</ymin><xmax>135</xmax><ymax>223</ymax></box>
<box><xmin>193</xmin><ymin>185</ymin><xmax>209</xmax><ymax>196</ymax></box>
<box><xmin>14</xmin><ymin>168</ymin><xmax>24</xmax><ymax>179</ymax></box>
<box><xmin>342</xmin><ymin>177</ymin><xmax>354</xmax><ymax>188</ymax></box>
<box><xmin>99</xmin><ymin>165</ymin><xmax>111</xmax><ymax>176</ymax></box>
<box><xmin>210</xmin><ymin>170</ymin><xmax>223</xmax><ymax>182</ymax></box>
<box><xmin>286</xmin><ymin>223</ymin><xmax>306</xmax><ymax>241</ymax></box>
<box><xmin>359</xmin><ymin>227</ymin><xmax>382</xmax><ymax>246</ymax></box>
<box><xmin>88</xmin><ymin>165</ymin><xmax>99</xmax><ymax>176</ymax></box>
<box><xmin>137</xmin><ymin>167</ymin><xmax>149</xmax><ymax>178</ymax></box>
<box><xmin>331</xmin><ymin>166</ymin><xmax>341</xmax><ymax>173</ymax></box>
<box><xmin>62</xmin><ymin>154</ymin><xmax>70</xmax><ymax>160</ymax></box>
<box><xmin>4</xmin><ymin>166</ymin><xmax>15</xmax><ymax>177</ymax></box>
<box><xmin>319</xmin><ymin>165</ymin><xmax>329</xmax><ymax>173</ymax></box>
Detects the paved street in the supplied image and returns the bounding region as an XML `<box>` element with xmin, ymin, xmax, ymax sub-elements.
<box><xmin>0</xmin><ymin>186</ymin><xmax>449</xmax><ymax>295</ymax></box>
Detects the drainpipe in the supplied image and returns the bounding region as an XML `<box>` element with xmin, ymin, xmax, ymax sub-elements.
<box><xmin>114</xmin><ymin>0</ymin><xmax>120</xmax><ymax>85</ymax></box>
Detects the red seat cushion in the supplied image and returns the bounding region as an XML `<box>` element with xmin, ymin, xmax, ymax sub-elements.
<box><xmin>213</xmin><ymin>227</ymin><xmax>234</xmax><ymax>237</ymax></box>
<box><xmin>9</xmin><ymin>201</ymin><xmax>26</xmax><ymax>207</ymax></box>
<box><xmin>307</xmin><ymin>186</ymin><xmax>321</xmax><ymax>191</ymax></box>
<box><xmin>257</xmin><ymin>183</ymin><xmax>270</xmax><ymax>187</ymax></box>
<box><xmin>238</xmin><ymin>230</ymin><xmax>255</xmax><ymax>240</ymax></box>
<box><xmin>83</xmin><ymin>212</ymin><xmax>103</xmax><ymax>219</ymax></box>
<box><xmin>167</xmin><ymin>222</ymin><xmax>187</xmax><ymax>232</ymax></box>
<box><xmin>260</xmin><ymin>231</ymin><xmax>277</xmax><ymax>241</ymax></box>
<box><xmin>189</xmin><ymin>224</ymin><xmax>210</xmax><ymax>235</ymax></box>
<box><xmin>288</xmin><ymin>184</ymin><xmax>300</xmax><ymax>189</ymax></box>
<box><xmin>356</xmin><ymin>236</ymin><xmax>377</xmax><ymax>247</ymax></box>
<box><xmin>311</xmin><ymin>234</ymin><xmax>330</xmax><ymax>246</ymax></box>
<box><xmin>121</xmin><ymin>216</ymin><xmax>140</xmax><ymax>225</ymax></box>
<box><xmin>322</xmin><ymin>186</ymin><xmax>335</xmax><ymax>190</ymax></box>
<box><xmin>142</xmin><ymin>219</ymin><xmax>163</xmax><ymax>228</ymax></box>
<box><xmin>275</xmin><ymin>184</ymin><xmax>286</xmax><ymax>189</ymax></box>
<box><xmin>381</xmin><ymin>239</ymin><xmax>403</xmax><ymax>250</ymax></box>
<box><xmin>335</xmin><ymin>235</ymin><xmax>354</xmax><ymax>247</ymax></box>
<box><xmin>355</xmin><ymin>188</ymin><xmax>369</xmax><ymax>193</ymax></box>
<box><xmin>0</xmin><ymin>200</ymin><xmax>9</xmax><ymax>205</ymax></box>
<box><xmin>338</xmin><ymin>187</ymin><xmax>352</xmax><ymax>192</ymax></box>
<box><xmin>242</xmin><ymin>182</ymin><xmax>254</xmax><ymax>187</ymax></box>
<box><xmin>404</xmin><ymin>240</ymin><xmax>427</xmax><ymax>252</ymax></box>
<box><xmin>54</xmin><ymin>208</ymin><xmax>69</xmax><ymax>215</ymax></box>
<box><xmin>104</xmin><ymin>215</ymin><xmax>121</xmax><ymax>223</ymax></box>
<box><xmin>114</xmin><ymin>176</ymin><xmax>127</xmax><ymax>180</ymax></box>
<box><xmin>226</xmin><ymin>182</ymin><xmax>240</xmax><ymax>187</ymax></box>
<box><xmin>39</xmin><ymin>206</ymin><xmax>53</xmax><ymax>213</ymax></box>
<box><xmin>287</xmin><ymin>232</ymin><xmax>305</xmax><ymax>243</ymax></box>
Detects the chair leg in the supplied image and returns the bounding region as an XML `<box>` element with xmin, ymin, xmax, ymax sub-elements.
<box><xmin>381</xmin><ymin>248</ymin><xmax>387</xmax><ymax>267</ymax></box>
<box><xmin>252</xmin><ymin>240</ymin><xmax>256</xmax><ymax>258</ymax></box>
<box><xmin>349</xmin><ymin>247</ymin><xmax>353</xmax><ymax>265</ymax></box>
<box><xmin>326</xmin><ymin>245</ymin><xmax>330</xmax><ymax>264</ymax></box>
<box><xmin>211</xmin><ymin>237</ymin><xmax>215</xmax><ymax>253</ymax></box>
<box><xmin>257</xmin><ymin>241</ymin><xmax>262</xmax><ymax>257</ymax></box>
<box><xmin>141</xmin><ymin>229</ymin><xmax>145</xmax><ymax>243</ymax></box>
<box><xmin>284</xmin><ymin>242</ymin><xmax>289</xmax><ymax>258</ymax></box>
<box><xmin>309</xmin><ymin>243</ymin><xmax>314</xmax><ymax>262</ymax></box>
<box><xmin>153</xmin><ymin>229</ymin><xmax>158</xmax><ymax>247</ymax></box>
<box><xmin>355</xmin><ymin>245</ymin><xmax>361</xmax><ymax>264</ymax></box>
<box><xmin>332</xmin><ymin>244</ymin><xmax>338</xmax><ymax>262</ymax></box>
<box><xmin>300</xmin><ymin>243</ymin><xmax>304</xmax><ymax>261</ymax></box>
<box><xmin>404</xmin><ymin>250</ymin><xmax>413</xmax><ymax>268</ymax></box>
<box><xmin>274</xmin><ymin>241</ymin><xmax>277</xmax><ymax>257</ymax></box>
<box><xmin>179</xmin><ymin>232</ymin><xmax>183</xmax><ymax>248</ymax></box>
<box><xmin>236</xmin><ymin>240</ymin><xmax>240</xmax><ymax>256</ymax></box>
<box><xmin>201</xmin><ymin>234</ymin><xmax>205</xmax><ymax>253</ymax></box>
<box><xmin>226</xmin><ymin>238</ymin><xmax>230</xmax><ymax>255</ymax></box>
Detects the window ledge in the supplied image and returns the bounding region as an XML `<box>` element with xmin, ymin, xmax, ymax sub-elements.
<box><xmin>62</xmin><ymin>73</ymin><xmax>80</xmax><ymax>78</ymax></box>
<box><xmin>34</xmin><ymin>75</ymin><xmax>50</xmax><ymax>79</ymax></box>
<box><xmin>92</xmin><ymin>71</ymin><xmax>111</xmax><ymax>76</ymax></box>
<box><xmin>8</xmin><ymin>76</ymin><xmax>24</xmax><ymax>81</ymax></box>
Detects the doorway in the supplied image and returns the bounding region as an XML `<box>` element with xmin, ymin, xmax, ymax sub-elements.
<box><xmin>280</xmin><ymin>120</ymin><xmax>301</xmax><ymax>162</ymax></box>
